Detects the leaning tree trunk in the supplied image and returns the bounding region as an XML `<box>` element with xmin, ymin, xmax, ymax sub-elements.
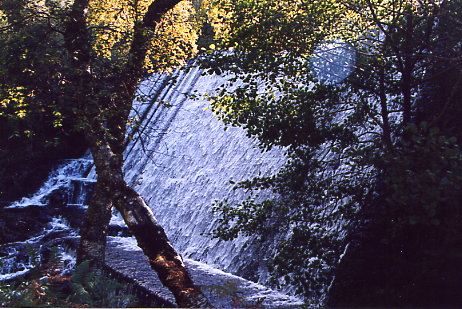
<box><xmin>112</xmin><ymin>180</ymin><xmax>211</xmax><ymax>307</ymax></box>
<box><xmin>83</xmin><ymin>131</ymin><xmax>211</xmax><ymax>308</ymax></box>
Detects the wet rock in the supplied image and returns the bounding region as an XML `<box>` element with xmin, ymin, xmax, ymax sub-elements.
<box><xmin>108</xmin><ymin>225</ymin><xmax>132</xmax><ymax>237</ymax></box>
<box><xmin>0</xmin><ymin>205</ymin><xmax>58</xmax><ymax>244</ymax></box>
<box><xmin>46</xmin><ymin>187</ymin><xmax>69</xmax><ymax>209</ymax></box>
<box><xmin>61</xmin><ymin>204</ymin><xmax>86</xmax><ymax>229</ymax></box>
<box><xmin>0</xmin><ymin>159</ymin><xmax>94</xmax><ymax>281</ymax></box>
<box><xmin>41</xmin><ymin>230</ymin><xmax>74</xmax><ymax>243</ymax></box>
<box><xmin>0</xmin><ymin>183</ymin><xmax>87</xmax><ymax>245</ymax></box>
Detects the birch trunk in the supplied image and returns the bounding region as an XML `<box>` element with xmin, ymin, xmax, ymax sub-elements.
<box><xmin>64</xmin><ymin>0</ymin><xmax>212</xmax><ymax>306</ymax></box>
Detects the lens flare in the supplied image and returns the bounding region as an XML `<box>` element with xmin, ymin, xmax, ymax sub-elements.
<box><xmin>310</xmin><ymin>40</ymin><xmax>356</xmax><ymax>85</ymax></box>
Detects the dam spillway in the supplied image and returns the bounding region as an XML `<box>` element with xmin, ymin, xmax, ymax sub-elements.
<box><xmin>118</xmin><ymin>65</ymin><xmax>286</xmax><ymax>281</ymax></box>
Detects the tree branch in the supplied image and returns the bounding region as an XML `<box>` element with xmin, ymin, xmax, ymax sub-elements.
<box><xmin>64</xmin><ymin>0</ymin><xmax>91</xmax><ymax>69</ymax></box>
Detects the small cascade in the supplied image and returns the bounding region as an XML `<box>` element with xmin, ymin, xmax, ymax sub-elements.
<box><xmin>0</xmin><ymin>216</ymin><xmax>78</xmax><ymax>280</ymax></box>
<box><xmin>0</xmin><ymin>246</ymin><xmax>35</xmax><ymax>280</ymax></box>
<box><xmin>6</xmin><ymin>159</ymin><xmax>93</xmax><ymax>209</ymax></box>
<box><xmin>68</xmin><ymin>178</ymin><xmax>94</xmax><ymax>206</ymax></box>
<box><xmin>0</xmin><ymin>159</ymin><xmax>93</xmax><ymax>280</ymax></box>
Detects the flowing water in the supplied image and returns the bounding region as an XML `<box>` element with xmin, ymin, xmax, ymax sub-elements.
<box><xmin>0</xmin><ymin>159</ymin><xmax>92</xmax><ymax>280</ymax></box>
<box><xmin>2</xmin><ymin>63</ymin><xmax>365</xmax><ymax>307</ymax></box>
<box><xmin>1</xmin><ymin>66</ymin><xmax>308</xmax><ymax>307</ymax></box>
<box><xmin>121</xmin><ymin>66</ymin><xmax>286</xmax><ymax>280</ymax></box>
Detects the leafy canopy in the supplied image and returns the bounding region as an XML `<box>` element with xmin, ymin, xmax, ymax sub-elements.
<box><xmin>204</xmin><ymin>0</ymin><xmax>462</xmax><ymax>302</ymax></box>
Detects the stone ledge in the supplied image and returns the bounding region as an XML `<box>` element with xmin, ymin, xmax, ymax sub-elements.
<box><xmin>105</xmin><ymin>237</ymin><xmax>304</xmax><ymax>308</ymax></box>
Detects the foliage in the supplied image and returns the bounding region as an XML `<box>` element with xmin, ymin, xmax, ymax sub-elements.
<box><xmin>379</xmin><ymin>123</ymin><xmax>462</xmax><ymax>240</ymax></box>
<box><xmin>202</xmin><ymin>281</ymin><xmax>265</xmax><ymax>308</ymax></box>
<box><xmin>67</xmin><ymin>260</ymin><xmax>135</xmax><ymax>307</ymax></box>
<box><xmin>0</xmin><ymin>0</ymin><xmax>206</xmax><ymax>202</ymax></box>
<box><xmin>0</xmin><ymin>0</ymin><xmax>201</xmax><ymax>130</ymax></box>
<box><xmin>0</xmin><ymin>0</ymin><xmax>84</xmax><ymax>202</ymax></box>
<box><xmin>0</xmin><ymin>254</ymin><xmax>137</xmax><ymax>308</ymax></box>
<box><xmin>0</xmin><ymin>0</ymin><xmax>71</xmax><ymax>138</ymax></box>
<box><xmin>87</xmin><ymin>0</ymin><xmax>199</xmax><ymax>73</ymax></box>
<box><xmin>204</xmin><ymin>0</ymin><xmax>462</xmax><ymax>302</ymax></box>
<box><xmin>1</xmin><ymin>0</ymin><xmax>214</xmax><ymax>306</ymax></box>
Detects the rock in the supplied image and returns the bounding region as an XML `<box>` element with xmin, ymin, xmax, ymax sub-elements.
<box><xmin>108</xmin><ymin>225</ymin><xmax>132</xmax><ymax>237</ymax></box>
<box><xmin>47</xmin><ymin>187</ymin><xmax>69</xmax><ymax>209</ymax></box>
<box><xmin>0</xmin><ymin>205</ymin><xmax>58</xmax><ymax>244</ymax></box>
<box><xmin>61</xmin><ymin>204</ymin><xmax>86</xmax><ymax>229</ymax></box>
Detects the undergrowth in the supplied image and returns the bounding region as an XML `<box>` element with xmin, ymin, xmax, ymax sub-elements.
<box><xmin>0</xmin><ymin>250</ymin><xmax>137</xmax><ymax>308</ymax></box>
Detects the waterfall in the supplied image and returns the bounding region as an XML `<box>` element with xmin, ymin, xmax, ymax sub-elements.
<box><xmin>120</xmin><ymin>65</ymin><xmax>286</xmax><ymax>282</ymax></box>
<box><xmin>122</xmin><ymin>67</ymin><xmax>360</xmax><ymax>304</ymax></box>
<box><xmin>2</xmin><ymin>63</ymin><xmax>359</xmax><ymax>307</ymax></box>
<box><xmin>6</xmin><ymin>159</ymin><xmax>93</xmax><ymax>209</ymax></box>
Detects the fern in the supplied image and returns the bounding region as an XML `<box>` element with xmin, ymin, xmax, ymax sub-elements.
<box><xmin>68</xmin><ymin>282</ymin><xmax>93</xmax><ymax>306</ymax></box>
<box><xmin>67</xmin><ymin>261</ymin><xmax>135</xmax><ymax>307</ymax></box>
<box><xmin>1</xmin><ymin>256</ymin><xmax>137</xmax><ymax>307</ymax></box>
<box><xmin>71</xmin><ymin>260</ymin><xmax>94</xmax><ymax>285</ymax></box>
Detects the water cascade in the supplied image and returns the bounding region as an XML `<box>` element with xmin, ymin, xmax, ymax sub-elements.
<box><xmin>0</xmin><ymin>159</ymin><xmax>94</xmax><ymax>280</ymax></box>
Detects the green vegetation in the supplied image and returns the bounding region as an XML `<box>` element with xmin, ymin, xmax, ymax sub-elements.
<box><xmin>204</xmin><ymin>0</ymin><xmax>462</xmax><ymax>305</ymax></box>
<box><xmin>0</xmin><ymin>0</ymin><xmax>218</xmax><ymax>203</ymax></box>
<box><xmin>0</xmin><ymin>0</ymin><xmax>87</xmax><ymax>202</ymax></box>
<box><xmin>1</xmin><ymin>251</ymin><xmax>137</xmax><ymax>308</ymax></box>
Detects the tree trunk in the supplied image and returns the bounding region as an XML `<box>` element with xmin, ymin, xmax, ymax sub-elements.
<box><xmin>85</xmin><ymin>136</ymin><xmax>211</xmax><ymax>307</ymax></box>
<box><xmin>401</xmin><ymin>10</ymin><xmax>414</xmax><ymax>127</ymax></box>
<box><xmin>77</xmin><ymin>181</ymin><xmax>113</xmax><ymax>267</ymax></box>
<box><xmin>111</xmin><ymin>180</ymin><xmax>211</xmax><ymax>307</ymax></box>
<box><xmin>64</xmin><ymin>0</ymin><xmax>211</xmax><ymax>306</ymax></box>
